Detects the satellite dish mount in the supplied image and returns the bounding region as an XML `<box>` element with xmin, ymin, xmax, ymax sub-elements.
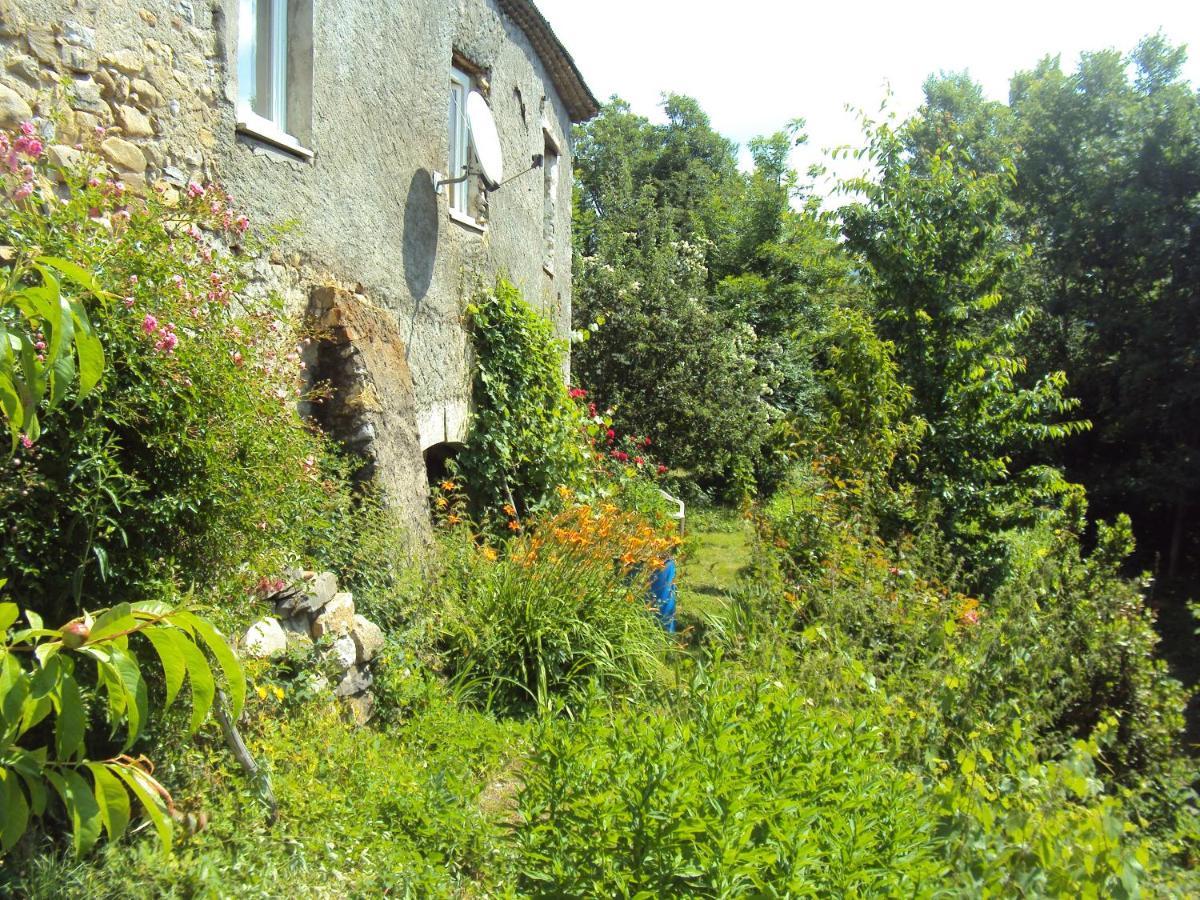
<box><xmin>435</xmin><ymin>90</ymin><xmax>504</xmax><ymax>194</ymax></box>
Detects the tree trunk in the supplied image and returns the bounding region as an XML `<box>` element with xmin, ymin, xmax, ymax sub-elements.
<box><xmin>1167</xmin><ymin>499</ymin><xmax>1186</xmax><ymax>579</ymax></box>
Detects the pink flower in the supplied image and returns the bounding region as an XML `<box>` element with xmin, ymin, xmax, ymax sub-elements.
<box><xmin>155</xmin><ymin>332</ymin><xmax>179</xmax><ymax>353</ymax></box>
<box><xmin>19</xmin><ymin>434</ymin><xmax>33</xmax><ymax>450</ymax></box>
<box><xmin>129</xmin><ymin>275</ymin><xmax>138</xmax><ymax>285</ymax></box>
<box><xmin>234</xmin><ymin>214</ymin><xmax>250</xmax><ymax>233</ymax></box>
<box><xmin>34</xmin><ymin>340</ymin><xmax>46</xmax><ymax>351</ymax></box>
<box><xmin>230</xmin><ymin>350</ymin><xmax>244</xmax><ymax>366</ymax></box>
<box><xmin>13</xmin><ymin>183</ymin><xmax>32</xmax><ymax>201</ymax></box>
<box><xmin>186</xmin><ymin>182</ymin><xmax>206</xmax><ymax>199</ymax></box>
<box><xmin>141</xmin><ymin>313</ymin><xmax>158</xmax><ymax>334</ymax></box>
<box><xmin>19</xmin><ymin>121</ymin><xmax>34</xmax><ymax>137</ymax></box>
<box><xmin>123</xmin><ymin>296</ymin><xmax>135</xmax><ymax>308</ymax></box>
<box><xmin>15</xmin><ymin>137</ymin><xmax>42</xmax><ymax>157</ymax></box>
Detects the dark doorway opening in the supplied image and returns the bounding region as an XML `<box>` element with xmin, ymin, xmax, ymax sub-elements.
<box><xmin>424</xmin><ymin>442</ymin><xmax>463</xmax><ymax>492</ymax></box>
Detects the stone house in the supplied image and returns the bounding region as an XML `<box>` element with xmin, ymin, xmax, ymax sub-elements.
<box><xmin>0</xmin><ymin>0</ymin><xmax>597</xmax><ymax>534</ymax></box>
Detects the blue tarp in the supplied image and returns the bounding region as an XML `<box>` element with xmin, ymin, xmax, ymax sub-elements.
<box><xmin>648</xmin><ymin>558</ymin><xmax>677</xmax><ymax>633</ymax></box>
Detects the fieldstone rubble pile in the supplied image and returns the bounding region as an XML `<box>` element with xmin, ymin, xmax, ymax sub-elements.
<box><xmin>240</xmin><ymin>570</ymin><xmax>384</xmax><ymax>725</ymax></box>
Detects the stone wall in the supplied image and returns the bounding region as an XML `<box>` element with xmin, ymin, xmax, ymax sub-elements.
<box><xmin>0</xmin><ymin>0</ymin><xmax>581</xmax><ymax>535</ymax></box>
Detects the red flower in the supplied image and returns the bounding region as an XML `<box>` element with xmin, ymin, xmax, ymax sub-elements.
<box><xmin>613</xmin><ymin>450</ymin><xmax>629</xmax><ymax>462</ymax></box>
<box><xmin>606</xmin><ymin>428</ymin><xmax>616</xmax><ymax>442</ymax></box>
<box><xmin>634</xmin><ymin>456</ymin><xmax>644</xmax><ymax>465</ymax></box>
<box><xmin>657</xmin><ymin>464</ymin><xmax>668</xmax><ymax>474</ymax></box>
<box><xmin>569</xmin><ymin>387</ymin><xmax>588</xmax><ymax>399</ymax></box>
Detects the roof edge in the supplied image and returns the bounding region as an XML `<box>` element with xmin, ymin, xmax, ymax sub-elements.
<box><xmin>497</xmin><ymin>0</ymin><xmax>600</xmax><ymax>123</ymax></box>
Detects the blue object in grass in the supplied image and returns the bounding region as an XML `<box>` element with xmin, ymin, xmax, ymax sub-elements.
<box><xmin>649</xmin><ymin>558</ymin><xmax>677</xmax><ymax>632</ymax></box>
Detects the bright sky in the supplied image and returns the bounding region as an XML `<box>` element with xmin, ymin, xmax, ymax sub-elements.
<box><xmin>535</xmin><ymin>0</ymin><xmax>1200</xmax><ymax>197</ymax></box>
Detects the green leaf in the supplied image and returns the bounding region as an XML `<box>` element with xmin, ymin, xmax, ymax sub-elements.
<box><xmin>141</xmin><ymin>626</ymin><xmax>187</xmax><ymax>710</ymax></box>
<box><xmin>17</xmin><ymin>769</ymin><xmax>47</xmax><ymax>817</ymax></box>
<box><xmin>1</xmin><ymin>653</ymin><xmax>30</xmax><ymax>731</ymax></box>
<box><xmin>47</xmin><ymin>768</ymin><xmax>103</xmax><ymax>856</ymax></box>
<box><xmin>0</xmin><ymin>771</ymin><xmax>30</xmax><ymax>851</ymax></box>
<box><xmin>176</xmin><ymin>634</ymin><xmax>215</xmax><ymax>733</ymax></box>
<box><xmin>55</xmin><ymin>667</ymin><xmax>85</xmax><ymax>759</ymax></box>
<box><xmin>131</xmin><ymin>600</ymin><xmax>175</xmax><ymax>619</ymax></box>
<box><xmin>112</xmin><ymin>765</ymin><xmax>172</xmax><ymax>855</ymax></box>
<box><xmin>36</xmin><ymin>256</ymin><xmax>105</xmax><ymax>297</ymax></box>
<box><xmin>0</xmin><ymin>602</ymin><xmax>17</xmax><ymax>633</ymax></box>
<box><xmin>67</xmin><ymin>297</ymin><xmax>105</xmax><ymax>397</ymax></box>
<box><xmin>0</xmin><ymin>368</ymin><xmax>23</xmax><ymax>448</ymax></box>
<box><xmin>106</xmin><ymin>646</ymin><xmax>148</xmax><ymax>748</ymax></box>
<box><xmin>89</xmin><ymin>602</ymin><xmax>134</xmax><ymax>642</ymax></box>
<box><xmin>87</xmin><ymin>763</ymin><xmax>131</xmax><ymax>843</ymax></box>
<box><xmin>177</xmin><ymin>612</ymin><xmax>244</xmax><ymax>722</ymax></box>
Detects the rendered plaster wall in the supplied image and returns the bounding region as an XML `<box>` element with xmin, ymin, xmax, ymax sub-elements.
<box><xmin>0</xmin><ymin>0</ymin><xmax>578</xmax><ymax>533</ymax></box>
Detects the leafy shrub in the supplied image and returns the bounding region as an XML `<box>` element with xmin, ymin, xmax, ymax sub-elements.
<box><xmin>436</xmin><ymin>503</ymin><xmax>675</xmax><ymax>711</ymax></box>
<box><xmin>513</xmin><ymin>669</ymin><xmax>942</xmax><ymax>897</ymax></box>
<box><xmin>3</xmin><ymin>696</ymin><xmax>516</xmax><ymax>898</ymax></box>
<box><xmin>759</xmin><ymin>464</ymin><xmax>1189</xmax><ymax>782</ymax></box>
<box><xmin>0</xmin><ymin>130</ymin><xmax>355</xmax><ymax>623</ymax></box>
<box><xmin>932</xmin><ymin>723</ymin><xmax>1151</xmax><ymax>898</ymax></box>
<box><xmin>1</xmin><ymin>597</ymin><xmax>244</xmax><ymax>858</ymax></box>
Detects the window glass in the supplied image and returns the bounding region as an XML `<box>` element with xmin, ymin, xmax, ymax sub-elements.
<box><xmin>448</xmin><ymin>68</ymin><xmax>471</xmax><ymax>214</ymax></box>
<box><xmin>543</xmin><ymin>137</ymin><xmax>559</xmax><ymax>270</ymax></box>
<box><xmin>238</xmin><ymin>0</ymin><xmax>288</xmax><ymax>131</ymax></box>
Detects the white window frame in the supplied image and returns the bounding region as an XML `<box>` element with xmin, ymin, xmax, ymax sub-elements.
<box><xmin>448</xmin><ymin>66</ymin><xmax>472</xmax><ymax>216</ymax></box>
<box><xmin>543</xmin><ymin>132</ymin><xmax>560</xmax><ymax>274</ymax></box>
<box><xmin>237</xmin><ymin>0</ymin><xmax>312</xmax><ymax>157</ymax></box>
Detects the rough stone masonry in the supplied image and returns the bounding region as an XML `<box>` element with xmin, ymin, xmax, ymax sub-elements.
<box><xmin>0</xmin><ymin>0</ymin><xmax>596</xmax><ymax>536</ymax></box>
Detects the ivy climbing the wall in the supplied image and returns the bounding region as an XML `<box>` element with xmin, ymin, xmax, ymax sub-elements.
<box><xmin>456</xmin><ymin>278</ymin><xmax>590</xmax><ymax>527</ymax></box>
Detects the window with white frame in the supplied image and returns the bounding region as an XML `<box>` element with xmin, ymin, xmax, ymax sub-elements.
<box><xmin>447</xmin><ymin>66</ymin><xmax>473</xmax><ymax>215</ymax></box>
<box><xmin>237</xmin><ymin>0</ymin><xmax>312</xmax><ymax>155</ymax></box>
<box><xmin>543</xmin><ymin>133</ymin><xmax>559</xmax><ymax>272</ymax></box>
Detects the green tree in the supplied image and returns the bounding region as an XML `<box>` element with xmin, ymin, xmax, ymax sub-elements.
<box><xmin>841</xmin><ymin>120</ymin><xmax>1086</xmax><ymax>575</ymax></box>
<box><xmin>1008</xmin><ymin>36</ymin><xmax>1200</xmax><ymax>575</ymax></box>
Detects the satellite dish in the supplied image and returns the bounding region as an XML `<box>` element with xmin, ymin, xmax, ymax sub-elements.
<box><xmin>466</xmin><ymin>91</ymin><xmax>503</xmax><ymax>188</ymax></box>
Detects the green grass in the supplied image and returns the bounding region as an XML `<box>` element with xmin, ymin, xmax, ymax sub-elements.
<box><xmin>676</xmin><ymin>508</ymin><xmax>752</xmax><ymax>635</ymax></box>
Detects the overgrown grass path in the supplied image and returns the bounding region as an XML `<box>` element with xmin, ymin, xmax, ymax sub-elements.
<box><xmin>676</xmin><ymin>510</ymin><xmax>752</xmax><ymax>632</ymax></box>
